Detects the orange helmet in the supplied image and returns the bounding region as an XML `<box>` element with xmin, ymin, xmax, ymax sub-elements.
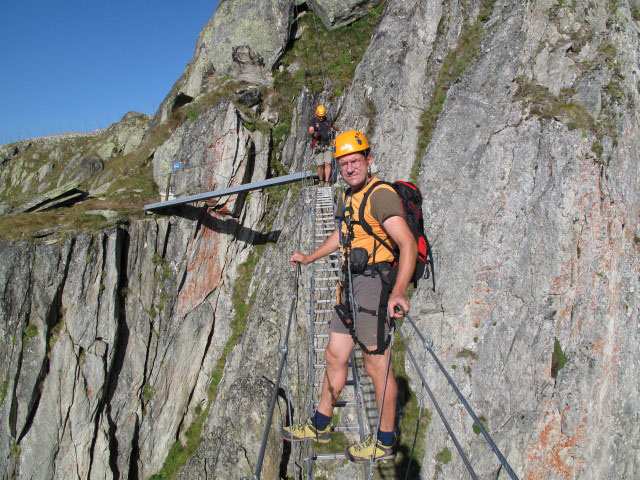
<box><xmin>316</xmin><ymin>105</ymin><xmax>326</xmax><ymax>117</ymax></box>
<box><xmin>333</xmin><ymin>130</ymin><xmax>370</xmax><ymax>158</ymax></box>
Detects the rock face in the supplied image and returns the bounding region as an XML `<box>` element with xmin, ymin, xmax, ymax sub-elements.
<box><xmin>153</xmin><ymin>100</ymin><xmax>258</xmax><ymax>207</ymax></box>
<box><xmin>310</xmin><ymin>0</ymin><xmax>384</xmax><ymax>28</ymax></box>
<box><xmin>1</xmin><ymin>0</ymin><xmax>639</xmax><ymax>479</ymax></box>
<box><xmin>337</xmin><ymin>0</ymin><xmax>640</xmax><ymax>478</ymax></box>
<box><xmin>184</xmin><ymin>0</ymin><xmax>293</xmax><ymax>97</ymax></box>
<box><xmin>0</xmin><ymin>112</ymin><xmax>151</xmax><ymax>214</ymax></box>
<box><xmin>0</xmin><ymin>99</ymin><xmax>270</xmax><ymax>478</ymax></box>
<box><xmin>152</xmin><ymin>0</ymin><xmax>379</xmax><ymax>126</ymax></box>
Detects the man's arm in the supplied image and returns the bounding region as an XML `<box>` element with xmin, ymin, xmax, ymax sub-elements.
<box><xmin>382</xmin><ymin>216</ymin><xmax>417</xmax><ymax>317</ymax></box>
<box><xmin>290</xmin><ymin>228</ymin><xmax>340</xmax><ymax>265</ymax></box>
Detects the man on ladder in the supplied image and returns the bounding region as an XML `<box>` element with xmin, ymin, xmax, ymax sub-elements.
<box><xmin>309</xmin><ymin>105</ymin><xmax>338</xmax><ymax>186</ymax></box>
<box><xmin>283</xmin><ymin>130</ymin><xmax>418</xmax><ymax>463</ymax></box>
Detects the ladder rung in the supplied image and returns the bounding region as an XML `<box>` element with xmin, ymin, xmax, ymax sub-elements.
<box><xmin>314</xmin><ymin>453</ymin><xmax>347</xmax><ymax>461</ymax></box>
<box><xmin>315</xmin><ymin>309</ymin><xmax>334</xmax><ymax>314</ymax></box>
<box><xmin>314</xmin><ymin>361</ymin><xmax>351</xmax><ymax>368</ymax></box>
<box><xmin>314</xmin><ymin>380</ymin><xmax>354</xmax><ymax>387</ymax></box>
<box><xmin>315</xmin><ymin>299</ymin><xmax>333</xmax><ymax>304</ymax></box>
<box><xmin>314</xmin><ymin>333</ymin><xmax>329</xmax><ymax>338</ymax></box>
<box><xmin>333</xmin><ymin>424</ymin><xmax>360</xmax><ymax>432</ymax></box>
<box><xmin>314</xmin><ymin>348</ymin><xmax>325</xmax><ymax>353</ymax></box>
<box><xmin>314</xmin><ymin>321</ymin><xmax>329</xmax><ymax>325</ymax></box>
<box><xmin>315</xmin><ymin>268</ymin><xmax>339</xmax><ymax>273</ymax></box>
<box><xmin>314</xmin><ymin>277</ymin><xmax>339</xmax><ymax>281</ymax></box>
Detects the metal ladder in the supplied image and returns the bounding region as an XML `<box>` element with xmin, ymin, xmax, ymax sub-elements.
<box><xmin>304</xmin><ymin>184</ymin><xmax>371</xmax><ymax>479</ymax></box>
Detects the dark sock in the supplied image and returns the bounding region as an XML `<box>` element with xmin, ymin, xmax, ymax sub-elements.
<box><xmin>311</xmin><ymin>411</ymin><xmax>332</xmax><ymax>431</ymax></box>
<box><xmin>377</xmin><ymin>429</ymin><xmax>395</xmax><ymax>447</ymax></box>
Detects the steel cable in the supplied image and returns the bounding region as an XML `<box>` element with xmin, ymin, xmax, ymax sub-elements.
<box><xmin>398</xmin><ymin>307</ymin><xmax>519</xmax><ymax>480</ymax></box>
<box><xmin>395</xmin><ymin>324</ymin><xmax>479</xmax><ymax>479</ymax></box>
<box><xmin>251</xmin><ymin>183</ymin><xmax>309</xmax><ymax>479</ymax></box>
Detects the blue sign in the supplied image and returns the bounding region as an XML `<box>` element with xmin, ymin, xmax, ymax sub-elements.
<box><xmin>172</xmin><ymin>161</ymin><xmax>182</xmax><ymax>171</ymax></box>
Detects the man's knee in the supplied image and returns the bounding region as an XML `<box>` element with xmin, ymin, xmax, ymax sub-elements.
<box><xmin>363</xmin><ymin>350</ymin><xmax>390</xmax><ymax>376</ymax></box>
<box><xmin>326</xmin><ymin>345</ymin><xmax>349</xmax><ymax>367</ymax></box>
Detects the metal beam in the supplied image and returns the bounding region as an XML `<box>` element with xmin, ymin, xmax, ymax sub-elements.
<box><xmin>143</xmin><ymin>170</ymin><xmax>316</xmax><ymax>211</ymax></box>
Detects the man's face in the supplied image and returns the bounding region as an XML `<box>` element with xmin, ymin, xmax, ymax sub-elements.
<box><xmin>337</xmin><ymin>152</ymin><xmax>371</xmax><ymax>187</ymax></box>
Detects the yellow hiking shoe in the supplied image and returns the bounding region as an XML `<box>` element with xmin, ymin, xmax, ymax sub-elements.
<box><xmin>346</xmin><ymin>434</ymin><xmax>396</xmax><ymax>463</ymax></box>
<box><xmin>281</xmin><ymin>419</ymin><xmax>331</xmax><ymax>443</ymax></box>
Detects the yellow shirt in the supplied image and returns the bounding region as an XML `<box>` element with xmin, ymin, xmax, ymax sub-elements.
<box><xmin>338</xmin><ymin>177</ymin><xmax>404</xmax><ymax>264</ymax></box>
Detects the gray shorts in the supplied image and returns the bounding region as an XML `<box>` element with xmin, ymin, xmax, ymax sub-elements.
<box><xmin>314</xmin><ymin>147</ymin><xmax>333</xmax><ymax>166</ymax></box>
<box><xmin>331</xmin><ymin>272</ymin><xmax>389</xmax><ymax>347</ymax></box>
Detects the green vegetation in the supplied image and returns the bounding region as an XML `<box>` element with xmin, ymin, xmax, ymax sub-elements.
<box><xmin>269</xmin><ymin>3</ymin><xmax>384</xmax><ymax>147</ymax></box>
<box><xmin>48</xmin><ymin>320</ymin><xmax>65</xmax><ymax>350</ymax></box>
<box><xmin>186</xmin><ymin>110</ymin><xmax>199</xmax><ymax>123</ymax></box>
<box><xmin>9</xmin><ymin>440</ymin><xmax>20</xmax><ymax>459</ymax></box>
<box><xmin>363</xmin><ymin>97</ymin><xmax>378</xmax><ymax>135</ymax></box>
<box><xmin>551</xmin><ymin>337</ymin><xmax>569</xmax><ymax>378</ymax></box>
<box><xmin>413</xmin><ymin>0</ymin><xmax>496</xmax><ymax>182</ymax></box>
<box><xmin>514</xmin><ymin>81</ymin><xmax>596</xmax><ymax>132</ymax></box>
<box><xmin>389</xmin><ymin>331</ymin><xmax>432</xmax><ymax>478</ymax></box>
<box><xmin>0</xmin><ymin>379</ymin><xmax>8</xmax><ymax>406</ymax></box>
<box><xmin>456</xmin><ymin>348</ymin><xmax>479</xmax><ymax>360</ymax></box>
<box><xmin>632</xmin><ymin>8</ymin><xmax>640</xmax><ymax>21</ymax></box>
<box><xmin>472</xmin><ymin>415</ymin><xmax>489</xmax><ymax>435</ymax></box>
<box><xmin>435</xmin><ymin>446</ymin><xmax>452</xmax><ymax>464</ymax></box>
<box><xmin>148</xmin><ymin>411</ymin><xmax>207</xmax><ymax>480</ymax></box>
<box><xmin>513</xmin><ymin>32</ymin><xmax>627</xmax><ymax>169</ymax></box>
<box><xmin>142</xmin><ymin>382</ymin><xmax>156</xmax><ymax>405</ymax></box>
<box><xmin>152</xmin><ymin>254</ymin><xmax>172</xmax><ymax>283</ymax></box>
<box><xmin>23</xmin><ymin>324</ymin><xmax>38</xmax><ymax>338</ymax></box>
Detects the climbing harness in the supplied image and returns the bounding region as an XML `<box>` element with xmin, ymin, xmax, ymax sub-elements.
<box><xmin>335</xmin><ymin>187</ymin><xmax>395</xmax><ymax>355</ymax></box>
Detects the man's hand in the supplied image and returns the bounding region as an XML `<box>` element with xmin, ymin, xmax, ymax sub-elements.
<box><xmin>290</xmin><ymin>252</ymin><xmax>310</xmax><ymax>265</ymax></box>
<box><xmin>388</xmin><ymin>291</ymin><xmax>409</xmax><ymax>318</ymax></box>
<box><xmin>290</xmin><ymin>229</ymin><xmax>340</xmax><ymax>267</ymax></box>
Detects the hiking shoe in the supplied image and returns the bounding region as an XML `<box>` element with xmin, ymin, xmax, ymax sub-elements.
<box><xmin>281</xmin><ymin>419</ymin><xmax>331</xmax><ymax>443</ymax></box>
<box><xmin>346</xmin><ymin>434</ymin><xmax>396</xmax><ymax>463</ymax></box>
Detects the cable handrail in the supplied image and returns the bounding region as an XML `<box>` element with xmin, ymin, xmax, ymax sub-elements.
<box><xmin>397</xmin><ymin>306</ymin><xmax>519</xmax><ymax>480</ymax></box>
<box><xmin>395</xmin><ymin>324</ymin><xmax>478</xmax><ymax>479</ymax></box>
<box><xmin>250</xmin><ymin>174</ymin><xmax>309</xmax><ymax>479</ymax></box>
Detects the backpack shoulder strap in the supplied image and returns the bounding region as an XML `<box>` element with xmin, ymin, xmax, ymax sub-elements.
<box><xmin>358</xmin><ymin>181</ymin><xmax>398</xmax><ymax>259</ymax></box>
<box><xmin>337</xmin><ymin>188</ymin><xmax>352</xmax><ymax>220</ymax></box>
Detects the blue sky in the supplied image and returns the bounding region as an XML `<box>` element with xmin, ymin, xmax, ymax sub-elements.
<box><xmin>0</xmin><ymin>1</ymin><xmax>219</xmax><ymax>145</ymax></box>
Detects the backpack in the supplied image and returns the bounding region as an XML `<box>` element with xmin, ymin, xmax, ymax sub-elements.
<box><xmin>355</xmin><ymin>180</ymin><xmax>435</xmax><ymax>290</ymax></box>
<box><xmin>310</xmin><ymin>116</ymin><xmax>334</xmax><ymax>148</ymax></box>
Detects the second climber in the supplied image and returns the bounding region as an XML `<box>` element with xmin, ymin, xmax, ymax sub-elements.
<box><xmin>308</xmin><ymin>105</ymin><xmax>339</xmax><ymax>186</ymax></box>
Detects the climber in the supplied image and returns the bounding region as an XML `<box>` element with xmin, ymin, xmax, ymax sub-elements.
<box><xmin>308</xmin><ymin>105</ymin><xmax>338</xmax><ymax>186</ymax></box>
<box><xmin>283</xmin><ymin>130</ymin><xmax>418</xmax><ymax>463</ymax></box>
